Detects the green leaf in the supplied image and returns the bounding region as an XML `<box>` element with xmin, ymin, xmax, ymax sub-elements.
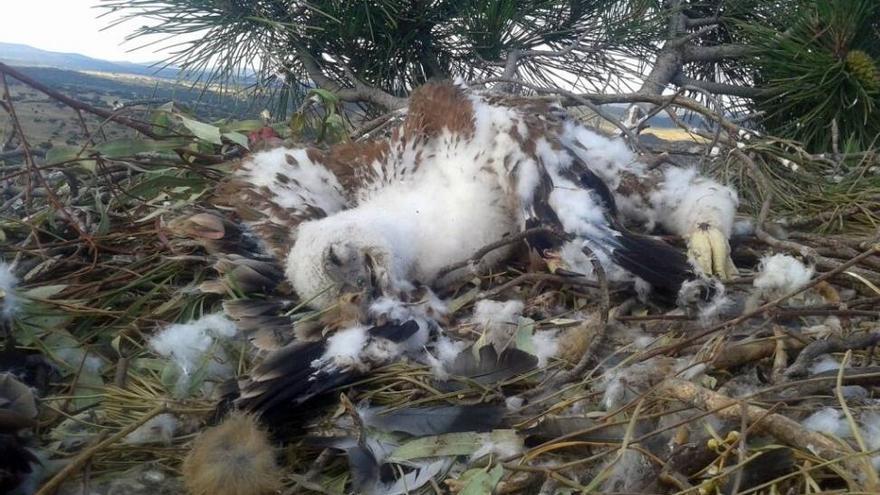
<box><xmin>290</xmin><ymin>112</ymin><xmax>306</xmax><ymax>136</ymax></box>
<box><xmin>21</xmin><ymin>285</ymin><xmax>68</xmax><ymax>300</ymax></box>
<box><xmin>126</xmin><ymin>174</ymin><xmax>206</xmax><ymax>200</ymax></box>
<box><xmin>180</xmin><ymin>116</ymin><xmax>223</xmax><ymax>145</ymax></box>
<box><xmin>514</xmin><ymin>318</ymin><xmax>536</xmax><ymax>354</ymax></box>
<box><xmin>72</xmin><ymin>367</ymin><xmax>104</xmax><ymax>410</ymax></box>
<box><xmin>94</xmin><ymin>193</ymin><xmax>111</xmax><ymax>236</ymax></box>
<box><xmin>222</xmin><ymin>131</ymin><xmax>249</xmax><ymax>149</ymax></box>
<box><xmin>220</xmin><ymin>119</ymin><xmax>264</xmax><ymax>133</ymax></box>
<box><xmin>308</xmin><ymin>88</ymin><xmax>340</xmax><ymax>105</ymax></box>
<box><xmin>44</xmin><ymin>145</ymin><xmax>83</xmax><ymax>165</ymax></box>
<box><xmin>458</xmin><ymin>465</ymin><xmax>504</xmax><ymax>495</ymax></box>
<box><xmin>389</xmin><ymin>430</ymin><xmax>520</xmax><ymax>462</ymax></box>
<box><xmin>151</xmin><ymin>109</ymin><xmax>176</xmax><ymax>137</ymax></box>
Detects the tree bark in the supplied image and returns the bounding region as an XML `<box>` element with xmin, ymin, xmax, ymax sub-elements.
<box><xmin>293</xmin><ymin>43</ymin><xmax>406</xmax><ymax>111</ymax></box>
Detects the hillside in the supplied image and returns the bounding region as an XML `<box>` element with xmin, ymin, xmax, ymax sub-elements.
<box><xmin>0</xmin><ymin>42</ymin><xmax>179</xmax><ymax>79</ymax></box>
<box><xmin>0</xmin><ymin>66</ymin><xmax>270</xmax><ymax>149</ymax></box>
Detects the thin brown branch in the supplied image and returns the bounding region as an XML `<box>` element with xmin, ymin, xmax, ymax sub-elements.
<box><xmin>682</xmin><ymin>44</ymin><xmax>755</xmax><ymax>62</ymax></box>
<box><xmin>685</xmin><ymin>16</ymin><xmax>721</xmax><ymax>28</ymax></box>
<box><xmin>436</xmin><ymin>227</ymin><xmax>562</xmax><ymax>280</ymax></box>
<box><xmin>477</xmin><ymin>272</ymin><xmax>602</xmax><ymax>301</ymax></box>
<box><xmin>785</xmin><ymin>331</ymin><xmax>880</xmax><ymax>378</ymax></box>
<box><xmin>35</xmin><ymin>405</ymin><xmax>167</xmax><ymax>495</ymax></box>
<box><xmin>0</xmin><ymin>62</ymin><xmax>160</xmax><ymax>139</ymax></box>
<box><xmin>659</xmin><ymin>379</ymin><xmax>869</xmax><ymax>491</ymax></box>
<box><xmin>672</xmin><ymin>73</ymin><xmax>774</xmax><ymax>99</ymax></box>
<box><xmin>636</xmin><ymin>244</ymin><xmax>880</xmax><ymax>363</ymax></box>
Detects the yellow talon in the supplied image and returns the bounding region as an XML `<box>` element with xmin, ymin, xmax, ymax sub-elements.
<box><xmin>687</xmin><ymin>224</ymin><xmax>737</xmax><ymax>280</ymax></box>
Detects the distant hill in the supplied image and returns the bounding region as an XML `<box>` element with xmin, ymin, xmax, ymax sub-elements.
<box><xmin>0</xmin><ymin>42</ymin><xmax>179</xmax><ymax>79</ymax></box>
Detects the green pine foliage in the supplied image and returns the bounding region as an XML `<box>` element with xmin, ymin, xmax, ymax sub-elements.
<box><xmin>99</xmin><ymin>0</ymin><xmax>661</xmax><ymax>116</ymax></box>
<box><xmin>745</xmin><ymin>0</ymin><xmax>880</xmax><ymax>152</ymax></box>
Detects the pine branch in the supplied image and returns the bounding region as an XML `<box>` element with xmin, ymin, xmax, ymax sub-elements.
<box><xmin>671</xmin><ymin>73</ymin><xmax>773</xmax><ymax>98</ymax></box>
<box><xmin>292</xmin><ymin>43</ymin><xmax>405</xmax><ymax>110</ymax></box>
<box><xmin>682</xmin><ymin>44</ymin><xmax>755</xmax><ymax>62</ymax></box>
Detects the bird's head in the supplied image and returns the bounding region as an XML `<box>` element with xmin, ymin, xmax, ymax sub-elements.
<box><xmin>286</xmin><ymin>216</ymin><xmax>397</xmax><ymax>311</ymax></box>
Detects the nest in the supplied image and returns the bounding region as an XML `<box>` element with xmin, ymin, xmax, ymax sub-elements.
<box><xmin>2</xmin><ymin>67</ymin><xmax>880</xmax><ymax>495</ymax></box>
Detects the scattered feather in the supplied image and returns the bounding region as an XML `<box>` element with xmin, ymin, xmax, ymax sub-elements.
<box><xmin>149</xmin><ymin>313</ymin><xmax>238</xmax><ymax>395</ymax></box>
<box><xmin>358</xmin><ymin>405</ymin><xmax>504</xmax><ymax>436</ymax></box>
<box><xmin>0</xmin><ymin>263</ymin><xmax>20</xmax><ymax>319</ymax></box>
<box><xmin>124</xmin><ymin>413</ymin><xmax>178</xmax><ymax>445</ymax></box>
<box><xmin>753</xmin><ymin>254</ymin><xmax>814</xmax><ymax>296</ymax></box>
<box><xmin>442</xmin><ymin>345</ymin><xmax>538</xmax><ymax>389</ymax></box>
<box><xmin>802</xmin><ymin>407</ymin><xmax>849</xmax><ymax>438</ymax></box>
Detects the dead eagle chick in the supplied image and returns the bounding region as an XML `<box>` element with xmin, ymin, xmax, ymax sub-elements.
<box><xmin>182</xmin><ymin>413</ymin><xmax>281</xmax><ymax>495</ymax></box>
<box><xmin>219</xmin><ymin>80</ymin><xmax>739</xmax><ymax>314</ymax></box>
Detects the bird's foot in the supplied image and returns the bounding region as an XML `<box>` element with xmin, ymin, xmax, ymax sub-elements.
<box><xmin>541</xmin><ymin>249</ymin><xmax>585</xmax><ymax>277</ymax></box>
<box><xmin>687</xmin><ymin>223</ymin><xmax>737</xmax><ymax>280</ymax></box>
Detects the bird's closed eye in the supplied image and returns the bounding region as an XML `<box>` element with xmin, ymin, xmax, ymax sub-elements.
<box><xmin>327</xmin><ymin>247</ymin><xmax>343</xmax><ymax>266</ymax></box>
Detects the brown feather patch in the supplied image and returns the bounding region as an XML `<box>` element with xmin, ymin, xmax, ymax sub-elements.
<box><xmin>405</xmin><ymin>81</ymin><xmax>476</xmax><ymax>139</ymax></box>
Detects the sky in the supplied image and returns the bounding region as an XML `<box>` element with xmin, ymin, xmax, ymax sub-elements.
<box><xmin>2</xmin><ymin>1</ymin><xmax>176</xmax><ymax>63</ymax></box>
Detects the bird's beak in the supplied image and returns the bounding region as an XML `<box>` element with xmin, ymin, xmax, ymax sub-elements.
<box><xmin>364</xmin><ymin>252</ymin><xmax>383</xmax><ymax>299</ymax></box>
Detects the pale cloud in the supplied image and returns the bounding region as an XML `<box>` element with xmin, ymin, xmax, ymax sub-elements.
<box><xmin>2</xmin><ymin>1</ymin><xmax>180</xmax><ymax>63</ymax></box>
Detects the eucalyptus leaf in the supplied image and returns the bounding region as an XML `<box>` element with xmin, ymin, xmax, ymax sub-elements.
<box><xmin>72</xmin><ymin>368</ymin><xmax>104</xmax><ymax>410</ymax></box>
<box><xmin>127</xmin><ymin>174</ymin><xmax>206</xmax><ymax>200</ymax></box>
<box><xmin>222</xmin><ymin>131</ymin><xmax>249</xmax><ymax>149</ymax></box>
<box><xmin>458</xmin><ymin>464</ymin><xmax>504</xmax><ymax>495</ymax></box>
<box><xmin>44</xmin><ymin>145</ymin><xmax>83</xmax><ymax>165</ymax></box>
<box><xmin>389</xmin><ymin>430</ymin><xmax>519</xmax><ymax>462</ymax></box>
<box><xmin>95</xmin><ymin>193</ymin><xmax>110</xmax><ymax>236</ymax></box>
<box><xmin>290</xmin><ymin>112</ymin><xmax>306</xmax><ymax>136</ymax></box>
<box><xmin>220</xmin><ymin>119</ymin><xmax>264</xmax><ymax>132</ymax></box>
<box><xmin>308</xmin><ymin>88</ymin><xmax>340</xmax><ymax>105</ymax></box>
<box><xmin>180</xmin><ymin>116</ymin><xmax>223</xmax><ymax>145</ymax></box>
<box><xmin>20</xmin><ymin>285</ymin><xmax>67</xmax><ymax>300</ymax></box>
<box><xmin>514</xmin><ymin>318</ymin><xmax>536</xmax><ymax>355</ymax></box>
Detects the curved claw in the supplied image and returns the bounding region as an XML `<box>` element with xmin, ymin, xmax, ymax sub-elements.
<box><xmin>687</xmin><ymin>224</ymin><xmax>737</xmax><ymax>280</ymax></box>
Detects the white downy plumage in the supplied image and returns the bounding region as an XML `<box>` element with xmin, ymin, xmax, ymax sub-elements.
<box><xmin>149</xmin><ymin>313</ymin><xmax>238</xmax><ymax>394</ymax></box>
<box><xmin>231</xmin><ymin>81</ymin><xmax>738</xmax><ymax>312</ymax></box>
<box><xmin>753</xmin><ymin>254</ymin><xmax>814</xmax><ymax>296</ymax></box>
<box><xmin>227</xmin><ymin>81</ymin><xmax>740</xmax><ymax>412</ymax></box>
<box><xmin>0</xmin><ymin>261</ymin><xmax>21</xmax><ymax>319</ymax></box>
<box><xmin>123</xmin><ymin>413</ymin><xmax>179</xmax><ymax>445</ymax></box>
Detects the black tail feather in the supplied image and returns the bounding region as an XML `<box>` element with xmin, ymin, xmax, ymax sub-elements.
<box><xmin>602</xmin><ymin>230</ymin><xmax>694</xmax><ymax>297</ymax></box>
<box><xmin>236</xmin><ymin>321</ymin><xmax>421</xmax><ymax>416</ymax></box>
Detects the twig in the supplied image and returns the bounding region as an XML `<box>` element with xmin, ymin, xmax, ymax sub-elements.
<box><xmin>835</xmin><ymin>353</ymin><xmax>880</xmax><ymax>488</ymax></box>
<box><xmin>636</xmin><ymin>244</ymin><xmax>880</xmax><ymax>363</ymax></box>
<box><xmin>709</xmin><ymin>334</ymin><xmax>808</xmax><ymax>371</ymax></box>
<box><xmin>35</xmin><ymin>405</ymin><xmax>167</xmax><ymax>495</ymax></box>
<box><xmin>784</xmin><ymin>331</ymin><xmax>880</xmax><ymax>378</ymax></box>
<box><xmin>0</xmin><ymin>62</ymin><xmax>160</xmax><ymax>138</ymax></box>
<box><xmin>659</xmin><ymin>379</ymin><xmax>866</xmax><ymax>491</ymax></box>
<box><xmin>436</xmin><ymin>227</ymin><xmax>561</xmax><ymax>280</ymax></box>
<box><xmin>477</xmin><ymin>273</ymin><xmax>601</xmax><ymax>300</ymax></box>
<box><xmin>542</xmin><ymin>245</ymin><xmax>609</xmax><ymax>387</ymax></box>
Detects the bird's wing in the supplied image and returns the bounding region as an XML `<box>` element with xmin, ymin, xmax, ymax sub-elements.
<box><xmin>466</xmin><ymin>91</ymin><xmax>698</xmax><ymax>298</ymax></box>
<box><xmin>217</xmin><ymin>141</ymin><xmax>391</xmax><ymax>259</ymax></box>
<box><xmin>557</xmin><ymin>122</ymin><xmax>738</xmax><ymax>279</ymax></box>
<box><xmin>236</xmin><ymin>321</ymin><xmax>420</xmax><ymax>416</ymax></box>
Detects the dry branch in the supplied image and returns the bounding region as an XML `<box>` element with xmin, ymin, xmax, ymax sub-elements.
<box><xmin>0</xmin><ymin>62</ymin><xmax>161</xmax><ymax>139</ymax></box>
<box><xmin>659</xmin><ymin>379</ymin><xmax>873</xmax><ymax>491</ymax></box>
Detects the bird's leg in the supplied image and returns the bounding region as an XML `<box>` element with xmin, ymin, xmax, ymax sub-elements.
<box><xmin>364</xmin><ymin>249</ymin><xmax>397</xmax><ymax>299</ymax></box>
<box><xmin>686</xmin><ymin>222</ymin><xmax>737</xmax><ymax>280</ymax></box>
<box><xmin>525</xmin><ymin>225</ymin><xmax>582</xmax><ymax>276</ymax></box>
